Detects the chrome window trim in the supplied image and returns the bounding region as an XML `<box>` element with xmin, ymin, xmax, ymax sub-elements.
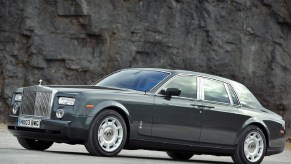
<box><xmin>155</xmin><ymin>75</ymin><xmax>177</xmax><ymax>95</ymax></box>
<box><xmin>198</xmin><ymin>77</ymin><xmax>203</xmax><ymax>100</ymax></box>
<box><xmin>227</xmin><ymin>84</ymin><xmax>242</xmax><ymax>106</ymax></box>
<box><xmin>155</xmin><ymin>94</ymin><xmax>200</xmax><ymax>102</ymax></box>
<box><xmin>224</xmin><ymin>83</ymin><xmax>234</xmax><ymax>105</ymax></box>
<box><xmin>154</xmin><ymin>74</ymin><xmax>199</xmax><ymax>100</ymax></box>
<box><xmin>201</xmin><ymin>99</ymin><xmax>235</xmax><ymax>106</ymax></box>
<box><xmin>148</xmin><ymin>70</ymin><xmax>172</xmax><ymax>92</ymax></box>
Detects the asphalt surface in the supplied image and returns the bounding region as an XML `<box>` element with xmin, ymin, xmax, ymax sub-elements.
<box><xmin>0</xmin><ymin>125</ymin><xmax>290</xmax><ymax>164</ymax></box>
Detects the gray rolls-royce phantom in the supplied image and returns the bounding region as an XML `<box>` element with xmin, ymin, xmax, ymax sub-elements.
<box><xmin>7</xmin><ymin>68</ymin><xmax>285</xmax><ymax>164</ymax></box>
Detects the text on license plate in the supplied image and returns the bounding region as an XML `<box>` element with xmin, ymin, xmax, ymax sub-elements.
<box><xmin>18</xmin><ymin>118</ymin><xmax>41</xmax><ymax>128</ymax></box>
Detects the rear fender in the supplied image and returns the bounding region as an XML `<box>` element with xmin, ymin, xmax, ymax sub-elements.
<box><xmin>234</xmin><ymin>117</ymin><xmax>270</xmax><ymax>146</ymax></box>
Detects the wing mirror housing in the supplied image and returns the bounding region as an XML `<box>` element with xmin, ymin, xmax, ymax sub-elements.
<box><xmin>160</xmin><ymin>88</ymin><xmax>181</xmax><ymax>100</ymax></box>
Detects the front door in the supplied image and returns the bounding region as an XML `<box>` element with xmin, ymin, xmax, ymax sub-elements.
<box><xmin>152</xmin><ymin>75</ymin><xmax>203</xmax><ymax>142</ymax></box>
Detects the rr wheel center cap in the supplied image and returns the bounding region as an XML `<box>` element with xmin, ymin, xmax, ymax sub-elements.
<box><xmin>248</xmin><ymin>141</ymin><xmax>256</xmax><ymax>153</ymax></box>
<box><xmin>104</xmin><ymin>128</ymin><xmax>114</xmax><ymax>141</ymax></box>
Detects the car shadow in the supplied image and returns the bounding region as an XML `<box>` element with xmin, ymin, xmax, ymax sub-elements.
<box><xmin>117</xmin><ymin>155</ymin><xmax>233</xmax><ymax>164</ymax></box>
<box><xmin>4</xmin><ymin>148</ymin><xmax>232</xmax><ymax>164</ymax></box>
<box><xmin>43</xmin><ymin>149</ymin><xmax>232</xmax><ymax>164</ymax></box>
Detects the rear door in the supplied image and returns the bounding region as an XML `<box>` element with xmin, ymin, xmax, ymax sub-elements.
<box><xmin>199</xmin><ymin>77</ymin><xmax>241</xmax><ymax>145</ymax></box>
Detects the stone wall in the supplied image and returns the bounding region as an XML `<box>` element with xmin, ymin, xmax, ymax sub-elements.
<box><xmin>0</xmin><ymin>0</ymin><xmax>291</xmax><ymax>133</ymax></box>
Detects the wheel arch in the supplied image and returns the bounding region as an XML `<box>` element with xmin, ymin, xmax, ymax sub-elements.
<box><xmin>102</xmin><ymin>106</ymin><xmax>131</xmax><ymax>146</ymax></box>
<box><xmin>235</xmin><ymin>117</ymin><xmax>270</xmax><ymax>148</ymax></box>
<box><xmin>86</xmin><ymin>101</ymin><xmax>132</xmax><ymax>144</ymax></box>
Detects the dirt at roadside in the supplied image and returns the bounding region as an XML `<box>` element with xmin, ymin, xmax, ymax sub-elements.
<box><xmin>0</xmin><ymin>123</ymin><xmax>6</xmax><ymax>132</ymax></box>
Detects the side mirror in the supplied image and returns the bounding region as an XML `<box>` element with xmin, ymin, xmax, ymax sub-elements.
<box><xmin>160</xmin><ymin>88</ymin><xmax>181</xmax><ymax>100</ymax></box>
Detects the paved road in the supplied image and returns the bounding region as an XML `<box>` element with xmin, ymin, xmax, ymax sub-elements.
<box><xmin>0</xmin><ymin>125</ymin><xmax>290</xmax><ymax>164</ymax></box>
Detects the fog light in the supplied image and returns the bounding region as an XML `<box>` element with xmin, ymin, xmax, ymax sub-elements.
<box><xmin>56</xmin><ymin>109</ymin><xmax>64</xmax><ymax>118</ymax></box>
<box><xmin>12</xmin><ymin>103</ymin><xmax>20</xmax><ymax>115</ymax></box>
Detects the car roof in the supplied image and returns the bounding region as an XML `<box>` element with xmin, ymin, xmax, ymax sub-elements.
<box><xmin>123</xmin><ymin>68</ymin><xmax>241</xmax><ymax>86</ymax></box>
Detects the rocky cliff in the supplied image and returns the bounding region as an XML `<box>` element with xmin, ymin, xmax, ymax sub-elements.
<box><xmin>0</xmin><ymin>0</ymin><xmax>291</xmax><ymax>133</ymax></box>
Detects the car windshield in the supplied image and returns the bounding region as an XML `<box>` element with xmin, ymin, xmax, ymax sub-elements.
<box><xmin>96</xmin><ymin>70</ymin><xmax>169</xmax><ymax>92</ymax></box>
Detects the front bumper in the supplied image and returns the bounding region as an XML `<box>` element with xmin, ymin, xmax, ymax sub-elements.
<box><xmin>7</xmin><ymin>115</ymin><xmax>87</xmax><ymax>143</ymax></box>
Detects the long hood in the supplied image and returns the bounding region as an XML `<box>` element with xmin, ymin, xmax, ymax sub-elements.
<box><xmin>17</xmin><ymin>85</ymin><xmax>144</xmax><ymax>95</ymax></box>
<box><xmin>46</xmin><ymin>85</ymin><xmax>123</xmax><ymax>93</ymax></box>
<box><xmin>32</xmin><ymin>85</ymin><xmax>145</xmax><ymax>94</ymax></box>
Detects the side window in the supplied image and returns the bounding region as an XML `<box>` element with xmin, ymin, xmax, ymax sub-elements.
<box><xmin>228</xmin><ymin>84</ymin><xmax>239</xmax><ymax>105</ymax></box>
<box><xmin>162</xmin><ymin>76</ymin><xmax>197</xmax><ymax>99</ymax></box>
<box><xmin>203</xmin><ymin>78</ymin><xmax>230</xmax><ymax>104</ymax></box>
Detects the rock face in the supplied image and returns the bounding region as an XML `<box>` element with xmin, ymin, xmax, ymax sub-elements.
<box><xmin>0</xmin><ymin>0</ymin><xmax>291</xmax><ymax>132</ymax></box>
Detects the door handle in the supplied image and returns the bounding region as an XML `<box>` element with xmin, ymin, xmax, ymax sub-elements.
<box><xmin>191</xmin><ymin>104</ymin><xmax>215</xmax><ymax>109</ymax></box>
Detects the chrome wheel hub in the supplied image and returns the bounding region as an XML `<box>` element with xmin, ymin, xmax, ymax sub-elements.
<box><xmin>98</xmin><ymin>117</ymin><xmax>123</xmax><ymax>152</ymax></box>
<box><xmin>244</xmin><ymin>131</ymin><xmax>264</xmax><ymax>162</ymax></box>
<box><xmin>103</xmin><ymin>128</ymin><xmax>114</xmax><ymax>141</ymax></box>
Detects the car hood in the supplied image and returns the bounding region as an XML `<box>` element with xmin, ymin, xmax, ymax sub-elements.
<box><xmin>16</xmin><ymin>85</ymin><xmax>144</xmax><ymax>95</ymax></box>
<box><xmin>47</xmin><ymin>85</ymin><xmax>123</xmax><ymax>93</ymax></box>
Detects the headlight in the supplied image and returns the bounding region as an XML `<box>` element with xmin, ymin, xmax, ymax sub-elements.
<box><xmin>15</xmin><ymin>94</ymin><xmax>22</xmax><ymax>101</ymax></box>
<box><xmin>58</xmin><ymin>97</ymin><xmax>75</xmax><ymax>106</ymax></box>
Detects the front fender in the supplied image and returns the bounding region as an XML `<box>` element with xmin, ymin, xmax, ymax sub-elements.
<box><xmin>84</xmin><ymin>100</ymin><xmax>132</xmax><ymax>129</ymax></box>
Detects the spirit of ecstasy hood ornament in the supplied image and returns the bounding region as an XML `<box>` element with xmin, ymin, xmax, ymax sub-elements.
<box><xmin>39</xmin><ymin>79</ymin><xmax>43</xmax><ymax>86</ymax></box>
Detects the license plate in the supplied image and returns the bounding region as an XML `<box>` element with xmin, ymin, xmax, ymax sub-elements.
<box><xmin>18</xmin><ymin>117</ymin><xmax>41</xmax><ymax>128</ymax></box>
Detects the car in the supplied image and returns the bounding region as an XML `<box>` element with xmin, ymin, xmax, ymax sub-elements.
<box><xmin>7</xmin><ymin>68</ymin><xmax>285</xmax><ymax>164</ymax></box>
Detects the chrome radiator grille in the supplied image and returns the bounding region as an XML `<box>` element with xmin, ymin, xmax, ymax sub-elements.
<box><xmin>20</xmin><ymin>86</ymin><xmax>52</xmax><ymax>117</ymax></box>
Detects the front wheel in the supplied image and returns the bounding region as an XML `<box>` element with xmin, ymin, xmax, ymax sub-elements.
<box><xmin>85</xmin><ymin>110</ymin><xmax>127</xmax><ymax>156</ymax></box>
<box><xmin>232</xmin><ymin>125</ymin><xmax>267</xmax><ymax>164</ymax></box>
<box><xmin>166</xmin><ymin>151</ymin><xmax>194</xmax><ymax>160</ymax></box>
<box><xmin>17</xmin><ymin>137</ymin><xmax>53</xmax><ymax>150</ymax></box>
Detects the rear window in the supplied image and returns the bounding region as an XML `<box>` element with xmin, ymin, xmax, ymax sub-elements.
<box><xmin>203</xmin><ymin>78</ymin><xmax>230</xmax><ymax>104</ymax></box>
<box><xmin>231</xmin><ymin>82</ymin><xmax>262</xmax><ymax>109</ymax></box>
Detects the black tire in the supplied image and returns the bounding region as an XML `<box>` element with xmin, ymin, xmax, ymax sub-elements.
<box><xmin>166</xmin><ymin>151</ymin><xmax>194</xmax><ymax>160</ymax></box>
<box><xmin>85</xmin><ymin>109</ymin><xmax>127</xmax><ymax>156</ymax></box>
<box><xmin>232</xmin><ymin>125</ymin><xmax>267</xmax><ymax>164</ymax></box>
<box><xmin>17</xmin><ymin>137</ymin><xmax>53</xmax><ymax>150</ymax></box>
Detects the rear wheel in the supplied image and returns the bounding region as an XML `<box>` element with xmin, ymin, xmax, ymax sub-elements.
<box><xmin>17</xmin><ymin>137</ymin><xmax>53</xmax><ymax>150</ymax></box>
<box><xmin>232</xmin><ymin>125</ymin><xmax>266</xmax><ymax>164</ymax></box>
<box><xmin>85</xmin><ymin>110</ymin><xmax>127</xmax><ymax>156</ymax></box>
<box><xmin>166</xmin><ymin>151</ymin><xmax>194</xmax><ymax>160</ymax></box>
